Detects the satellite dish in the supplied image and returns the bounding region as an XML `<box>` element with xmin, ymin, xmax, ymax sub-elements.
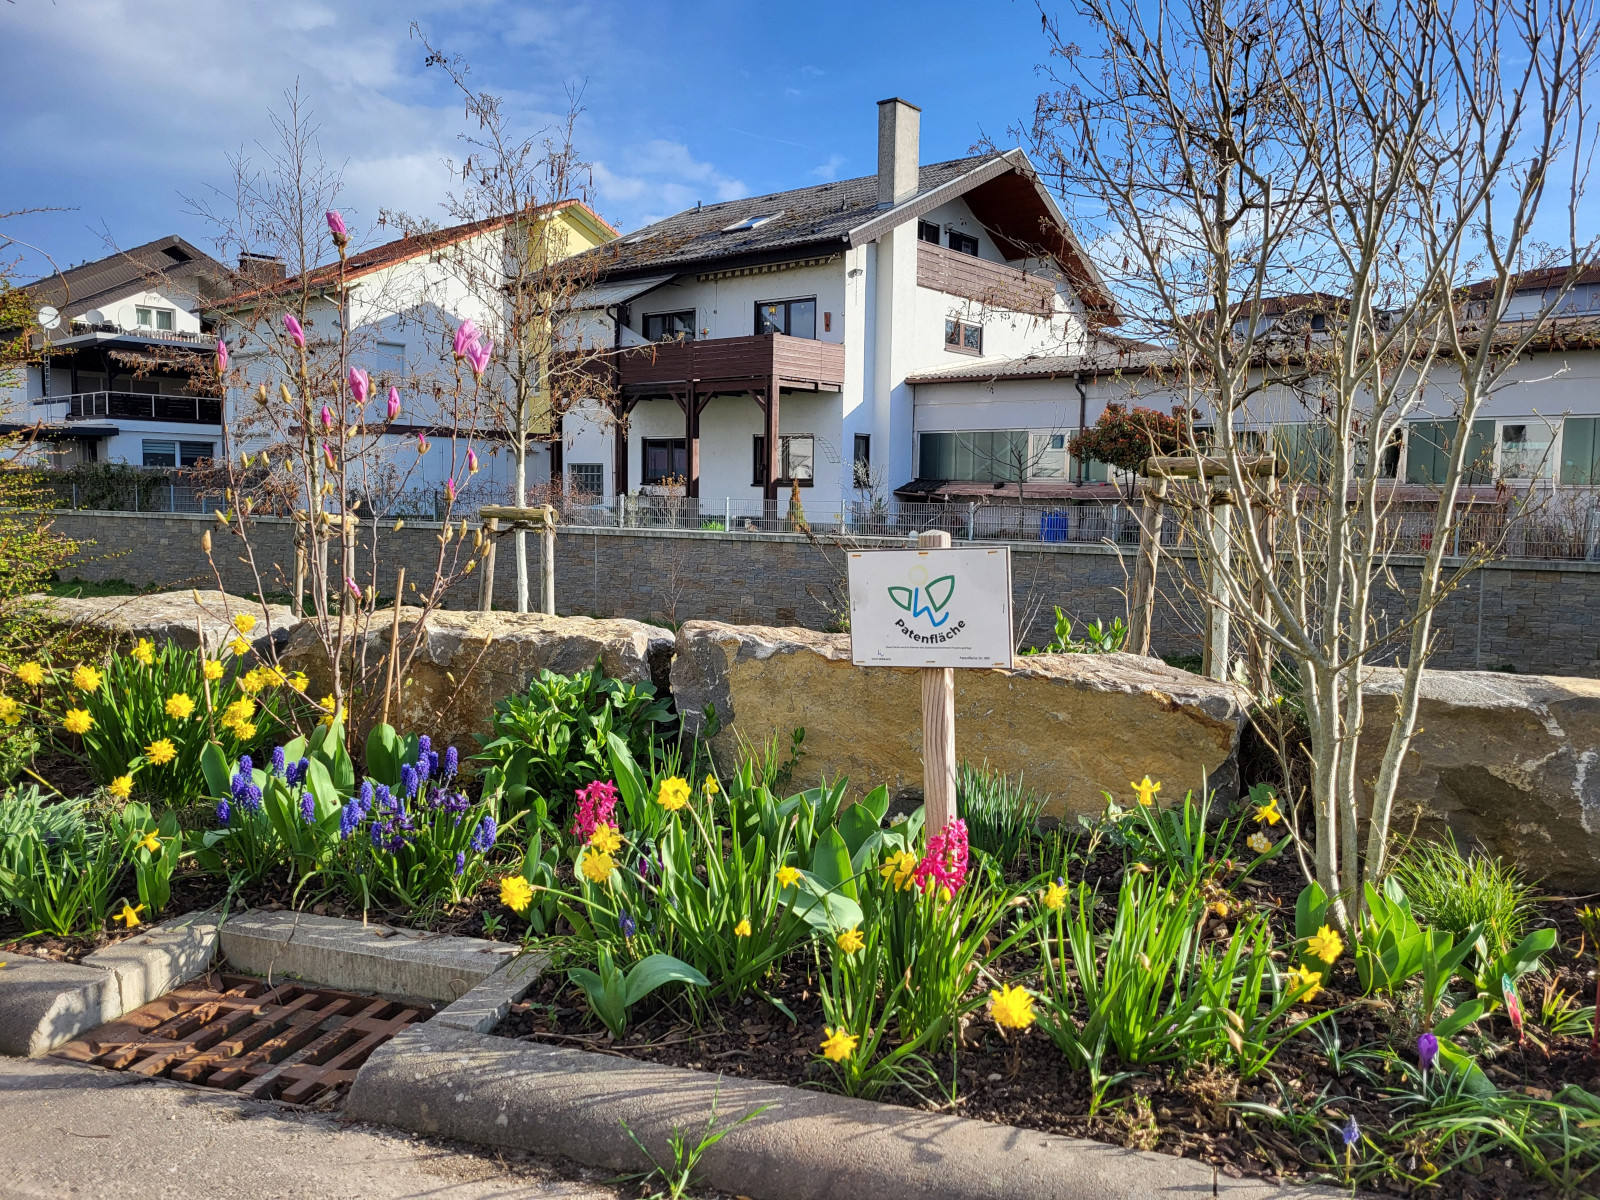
<box><xmin>36</xmin><ymin>306</ymin><xmax>60</xmax><ymax>330</ymax></box>
<box><xmin>85</xmin><ymin>310</ymin><xmax>104</xmax><ymax>325</ymax></box>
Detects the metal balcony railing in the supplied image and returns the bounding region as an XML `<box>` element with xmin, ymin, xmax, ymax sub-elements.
<box><xmin>48</xmin><ymin>391</ymin><xmax>223</xmax><ymax>424</ymax></box>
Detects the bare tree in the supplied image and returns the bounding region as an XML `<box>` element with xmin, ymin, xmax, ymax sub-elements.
<box><xmin>1032</xmin><ymin>0</ymin><xmax>1600</xmax><ymax>923</ymax></box>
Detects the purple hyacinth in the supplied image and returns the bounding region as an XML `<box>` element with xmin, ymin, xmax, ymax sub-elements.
<box><xmin>358</xmin><ymin>780</ymin><xmax>374</xmax><ymax>813</ymax></box>
<box><xmin>215</xmin><ymin>798</ymin><xmax>231</xmax><ymax>826</ymax></box>
<box><xmin>443</xmin><ymin>746</ymin><xmax>458</xmax><ymax>779</ymax></box>
<box><xmin>453</xmin><ymin>851</ymin><xmax>466</xmax><ymax>876</ymax></box>
<box><xmin>619</xmin><ymin>912</ymin><xmax>637</xmax><ymax>938</ymax></box>
<box><xmin>469</xmin><ymin>815</ymin><xmax>497</xmax><ymax>853</ymax></box>
<box><xmin>400</xmin><ymin>764</ymin><xmax>418</xmax><ymax>799</ymax></box>
<box><xmin>300</xmin><ymin>792</ymin><xmax>316</xmax><ymax>823</ymax></box>
<box><xmin>271</xmin><ymin>745</ymin><xmax>286</xmax><ymax>776</ymax></box>
<box><xmin>370</xmin><ymin>821</ymin><xmax>389</xmax><ymax>851</ymax></box>
<box><xmin>339</xmin><ymin>801</ymin><xmax>361</xmax><ymax>840</ymax></box>
<box><xmin>417</xmin><ymin>735</ymin><xmax>431</xmax><ymax>758</ymax></box>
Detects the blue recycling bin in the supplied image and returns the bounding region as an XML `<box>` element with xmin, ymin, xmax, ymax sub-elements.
<box><xmin>1039</xmin><ymin>511</ymin><xmax>1069</xmax><ymax>542</ymax></box>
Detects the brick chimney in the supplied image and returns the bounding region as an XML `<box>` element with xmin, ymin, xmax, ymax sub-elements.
<box><xmin>877</xmin><ymin>98</ymin><xmax>921</xmax><ymax>209</ymax></box>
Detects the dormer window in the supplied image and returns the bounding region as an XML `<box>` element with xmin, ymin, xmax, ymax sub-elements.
<box><xmin>723</xmin><ymin>211</ymin><xmax>783</xmax><ymax>232</ymax></box>
<box><xmin>136</xmin><ymin>306</ymin><xmax>175</xmax><ymax>331</ymax></box>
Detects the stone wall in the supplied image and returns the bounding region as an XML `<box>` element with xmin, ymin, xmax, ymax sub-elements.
<box><xmin>42</xmin><ymin>509</ymin><xmax>1600</xmax><ymax>675</ymax></box>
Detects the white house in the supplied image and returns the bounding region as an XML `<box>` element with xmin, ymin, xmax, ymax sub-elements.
<box><xmin>4</xmin><ymin>235</ymin><xmax>231</xmax><ymax>470</ymax></box>
<box><xmin>553</xmin><ymin>98</ymin><xmax>1119</xmax><ymax>513</ymax></box>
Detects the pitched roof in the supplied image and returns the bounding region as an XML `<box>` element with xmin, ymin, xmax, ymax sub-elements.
<box><xmin>585</xmin><ymin>150</ymin><xmax>1118</xmax><ymax>320</ymax></box>
<box><xmin>22</xmin><ymin>235</ymin><xmax>230</xmax><ymax>321</ymax></box>
<box><xmin>1463</xmin><ymin>263</ymin><xmax>1600</xmax><ymax>297</ymax></box>
<box><xmin>906</xmin><ymin>335</ymin><xmax>1166</xmax><ymax>384</ymax></box>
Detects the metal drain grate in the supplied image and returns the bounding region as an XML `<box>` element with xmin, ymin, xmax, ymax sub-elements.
<box><xmin>52</xmin><ymin>971</ymin><xmax>432</xmax><ymax>1104</ymax></box>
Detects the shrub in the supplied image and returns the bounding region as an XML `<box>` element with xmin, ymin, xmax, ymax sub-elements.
<box><xmin>1067</xmin><ymin>403</ymin><xmax>1185</xmax><ymax>474</ymax></box>
<box><xmin>0</xmin><ymin>786</ymin><xmax>128</xmax><ymax>936</ymax></box>
<box><xmin>1391</xmin><ymin>832</ymin><xmax>1534</xmax><ymax>958</ymax></box>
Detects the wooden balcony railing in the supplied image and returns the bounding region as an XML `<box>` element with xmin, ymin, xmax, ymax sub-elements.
<box><xmin>613</xmin><ymin>332</ymin><xmax>846</xmax><ymax>399</ymax></box>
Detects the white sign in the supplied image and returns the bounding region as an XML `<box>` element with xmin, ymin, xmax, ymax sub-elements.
<box><xmin>847</xmin><ymin>547</ymin><xmax>1014</xmax><ymax>668</ymax></box>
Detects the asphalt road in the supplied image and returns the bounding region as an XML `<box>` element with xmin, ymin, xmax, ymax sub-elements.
<box><xmin>0</xmin><ymin>1054</ymin><xmax>635</xmax><ymax>1200</ymax></box>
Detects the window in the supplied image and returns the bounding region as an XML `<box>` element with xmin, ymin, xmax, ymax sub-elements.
<box><xmin>1405</xmin><ymin>420</ymin><xmax>1495</xmax><ymax>485</ymax></box>
<box><xmin>948</xmin><ymin>230</ymin><xmax>979</xmax><ymax>256</ymax></box>
<box><xmin>1562</xmin><ymin>417</ymin><xmax>1600</xmax><ymax>484</ymax></box>
<box><xmin>375</xmin><ymin>340</ymin><xmax>406</xmax><ymax>379</ymax></box>
<box><xmin>944</xmin><ymin>319</ymin><xmax>983</xmax><ymax>355</ymax></box>
<box><xmin>723</xmin><ymin>211</ymin><xmax>783</xmax><ymax>232</ymax></box>
<box><xmin>918</xmin><ymin>431</ymin><xmax>1030</xmax><ymax>482</ymax></box>
<box><xmin>135</xmin><ymin>307</ymin><xmax>174</xmax><ymax>330</ymax></box>
<box><xmin>1029</xmin><ymin>432</ymin><xmax>1069</xmax><ymax>479</ymax></box>
<box><xmin>643</xmin><ymin>310</ymin><xmax>696</xmax><ymax>342</ymax></box>
<box><xmin>179</xmin><ymin>441</ymin><xmax>213</xmax><ymax>466</ymax></box>
<box><xmin>641</xmin><ymin>438</ymin><xmax>687</xmax><ymax>485</ymax></box>
<box><xmin>568</xmin><ymin>462</ymin><xmax>605</xmax><ymax>497</ymax></box>
<box><xmin>142</xmin><ymin>439</ymin><xmax>177</xmax><ymax>468</ymax></box>
<box><xmin>1500</xmin><ymin>422</ymin><xmax>1552</xmax><ymax>479</ymax></box>
<box><xmin>754</xmin><ymin>298</ymin><xmax>816</xmax><ymax>339</ymax></box>
<box><xmin>918</xmin><ymin>220</ymin><xmax>941</xmax><ymax>244</ymax></box>
<box><xmin>853</xmin><ymin>434</ymin><xmax>871</xmax><ymax>488</ymax></box>
<box><xmin>752</xmin><ymin>435</ymin><xmax>815</xmax><ymax>487</ymax></box>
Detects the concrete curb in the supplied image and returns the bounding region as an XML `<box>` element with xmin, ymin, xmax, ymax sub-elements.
<box><xmin>0</xmin><ymin>911</ymin><xmax>219</xmax><ymax>1056</ymax></box>
<box><xmin>346</xmin><ymin>1023</ymin><xmax>1335</xmax><ymax>1200</ymax></box>
<box><xmin>218</xmin><ymin>910</ymin><xmax>520</xmax><ymax>1004</ymax></box>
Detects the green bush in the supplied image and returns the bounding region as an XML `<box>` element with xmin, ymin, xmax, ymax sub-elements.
<box><xmin>0</xmin><ymin>785</ymin><xmax>129</xmax><ymax>936</ymax></box>
<box><xmin>955</xmin><ymin>761</ymin><xmax>1046</xmax><ymax>867</ymax></box>
<box><xmin>1391</xmin><ymin>832</ymin><xmax>1534</xmax><ymax>958</ymax></box>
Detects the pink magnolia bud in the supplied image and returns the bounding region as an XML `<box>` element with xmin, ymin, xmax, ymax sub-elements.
<box><xmin>445</xmin><ymin>477</ymin><xmax>457</xmax><ymax>502</ymax></box>
<box><xmin>345</xmin><ymin>576</ymin><xmax>362</xmax><ymax>600</ymax></box>
<box><xmin>452</xmin><ymin>320</ymin><xmax>480</xmax><ymax>359</ymax></box>
<box><xmin>466</xmin><ymin>338</ymin><xmax>493</xmax><ymax>377</ymax></box>
<box><xmin>386</xmin><ymin>386</ymin><xmax>400</xmax><ymax>421</ymax></box>
<box><xmin>282</xmin><ymin>313</ymin><xmax>305</xmax><ymax>348</ymax></box>
<box><xmin>417</xmin><ymin>431</ymin><xmax>429</xmax><ymax>455</ymax></box>
<box><xmin>348</xmin><ymin>367</ymin><xmax>370</xmax><ymax>406</ymax></box>
<box><xmin>319</xmin><ymin>404</ymin><xmax>333</xmax><ymax>430</ymax></box>
<box><xmin>324</xmin><ymin>442</ymin><xmax>337</xmax><ymax>471</ymax></box>
<box><xmin>326</xmin><ymin>210</ymin><xmax>349</xmax><ymax>245</ymax></box>
<box><xmin>466</xmin><ymin>447</ymin><xmax>479</xmax><ymax>475</ymax></box>
<box><xmin>216</xmin><ymin>339</ymin><xmax>228</xmax><ymax>373</ymax></box>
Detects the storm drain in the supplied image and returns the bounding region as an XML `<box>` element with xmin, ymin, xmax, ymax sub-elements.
<box><xmin>51</xmin><ymin>971</ymin><xmax>432</xmax><ymax>1104</ymax></box>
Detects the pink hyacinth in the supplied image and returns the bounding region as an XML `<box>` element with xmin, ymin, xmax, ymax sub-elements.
<box><xmin>466</xmin><ymin>447</ymin><xmax>479</xmax><ymax>475</ymax></box>
<box><xmin>465</xmin><ymin>337</ymin><xmax>492</xmax><ymax>377</ymax></box>
<box><xmin>571</xmin><ymin>780</ymin><xmax>619</xmax><ymax>841</ymax></box>
<box><xmin>326</xmin><ymin>210</ymin><xmax>348</xmax><ymax>245</ymax></box>
<box><xmin>215</xmin><ymin>339</ymin><xmax>228</xmax><ymax>373</ymax></box>
<box><xmin>282</xmin><ymin>313</ymin><xmax>305</xmax><ymax>348</ymax></box>
<box><xmin>319</xmin><ymin>404</ymin><xmax>334</xmax><ymax>431</ymax></box>
<box><xmin>914</xmin><ymin>818</ymin><xmax>969</xmax><ymax>896</ymax></box>
<box><xmin>386</xmin><ymin>386</ymin><xmax>400</xmax><ymax>421</ymax></box>
<box><xmin>349</xmin><ymin>367</ymin><xmax>370</xmax><ymax>405</ymax></box>
<box><xmin>452</xmin><ymin>320</ymin><xmax>480</xmax><ymax>359</ymax></box>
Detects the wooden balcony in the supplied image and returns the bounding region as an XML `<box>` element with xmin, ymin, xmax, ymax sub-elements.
<box><xmin>614</xmin><ymin>332</ymin><xmax>846</xmax><ymax>400</ymax></box>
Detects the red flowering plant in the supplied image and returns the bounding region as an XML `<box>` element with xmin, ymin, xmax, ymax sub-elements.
<box><xmin>1068</xmin><ymin>403</ymin><xmax>1187</xmax><ymax>476</ymax></box>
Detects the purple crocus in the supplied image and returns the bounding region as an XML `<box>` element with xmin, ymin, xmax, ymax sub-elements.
<box><xmin>349</xmin><ymin>367</ymin><xmax>370</xmax><ymax>405</ymax></box>
<box><xmin>465</xmin><ymin>337</ymin><xmax>493</xmax><ymax>377</ymax></box>
<box><xmin>1417</xmin><ymin>1031</ymin><xmax>1439</xmax><ymax>1072</ymax></box>
<box><xmin>386</xmin><ymin>386</ymin><xmax>400</xmax><ymax>421</ymax></box>
<box><xmin>282</xmin><ymin>313</ymin><xmax>305</xmax><ymax>348</ymax></box>
<box><xmin>326</xmin><ymin>210</ymin><xmax>349</xmax><ymax>246</ymax></box>
<box><xmin>452</xmin><ymin>319</ymin><xmax>480</xmax><ymax>359</ymax></box>
<box><xmin>216</xmin><ymin>338</ymin><xmax>228</xmax><ymax>373</ymax></box>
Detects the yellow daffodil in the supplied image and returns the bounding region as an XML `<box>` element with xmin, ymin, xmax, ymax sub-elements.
<box><xmin>287</xmin><ymin>671</ymin><xmax>309</xmax><ymax>693</ymax></box>
<box><xmin>238</xmin><ymin>669</ymin><xmax>267</xmax><ymax>695</ymax></box>
<box><xmin>777</xmin><ymin>865</ymin><xmax>801</xmax><ymax>888</ymax></box>
<box><xmin>203</xmin><ymin>658</ymin><xmax>224</xmax><ymax>681</ymax></box>
<box><xmin>232</xmin><ymin>612</ymin><xmax>257</xmax><ymax>635</ymax></box>
<box><xmin>500</xmin><ymin>875</ymin><xmax>534</xmax><ymax>913</ymax></box>
<box><xmin>108</xmin><ymin>775</ymin><xmax>133</xmax><ymax>800</ymax></box>
<box><xmin>1131</xmin><ymin>776</ymin><xmax>1161</xmax><ymax>807</ymax></box>
<box><xmin>820</xmin><ymin>1027</ymin><xmax>858</xmax><ymax>1062</ymax></box>
<box><xmin>221</xmin><ymin>698</ymin><xmax>255</xmax><ymax>728</ymax></box>
<box><xmin>1287</xmin><ymin>962</ymin><xmax>1324</xmax><ymax>1001</ymax></box>
<box><xmin>989</xmin><ymin>984</ymin><xmax>1036</xmax><ymax>1031</ymax></box>
<box><xmin>15</xmin><ymin>661</ymin><xmax>44</xmax><ymax>687</ymax></box>
<box><xmin>227</xmin><ymin>636</ymin><xmax>251</xmax><ymax>657</ymax></box>
<box><xmin>703</xmin><ymin>776</ymin><xmax>720</xmax><ymax>797</ymax></box>
<box><xmin>63</xmin><ymin>708</ymin><xmax>93</xmax><ymax>735</ymax></box>
<box><xmin>580</xmin><ymin>849</ymin><xmax>615</xmax><ymax>884</ymax></box>
<box><xmin>656</xmin><ymin>777</ymin><xmax>691</xmax><ymax>811</ymax></box>
<box><xmin>1041</xmin><ymin>880</ymin><xmax>1069</xmax><ymax>911</ymax></box>
<box><xmin>113</xmin><ymin>902</ymin><xmax>145</xmax><ymax>929</ymax></box>
<box><xmin>1246</xmin><ymin>831</ymin><xmax>1272</xmax><ymax>854</ymax></box>
<box><xmin>138</xmin><ymin>832</ymin><xmax>161</xmax><ymax>854</ymax></box>
<box><xmin>1307</xmin><ymin>924</ymin><xmax>1345</xmax><ymax>964</ymax></box>
<box><xmin>1254</xmin><ymin>794</ymin><xmax>1282</xmax><ymax>826</ymax></box>
<box><xmin>589</xmin><ymin>823</ymin><xmax>623</xmax><ymax>854</ymax></box>
<box><xmin>234</xmin><ymin>721</ymin><xmax>257</xmax><ymax>741</ymax></box>
<box><xmin>836</xmin><ymin>925</ymin><xmax>866</xmax><ymax>954</ymax></box>
<box><xmin>261</xmin><ymin>665</ymin><xmax>286</xmax><ymax>688</ymax></box>
<box><xmin>145</xmin><ymin>738</ymin><xmax>177</xmax><ymax>767</ymax></box>
<box><xmin>0</xmin><ymin>696</ymin><xmax>20</xmax><ymax>727</ymax></box>
<box><xmin>733</xmin><ymin>918</ymin><xmax>752</xmax><ymax>937</ymax></box>
<box><xmin>1211</xmin><ymin>901</ymin><xmax>1230</xmax><ymax>918</ymax></box>
<box><xmin>165</xmin><ymin>692</ymin><xmax>195</xmax><ymax>720</ymax></box>
<box><xmin>130</xmin><ymin>638</ymin><xmax>155</xmax><ymax>666</ymax></box>
<box><xmin>71</xmin><ymin>663</ymin><xmax>103</xmax><ymax>693</ymax></box>
<box><xmin>880</xmin><ymin>849</ymin><xmax>919</xmax><ymax>892</ymax></box>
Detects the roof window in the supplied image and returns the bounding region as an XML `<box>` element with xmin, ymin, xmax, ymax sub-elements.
<box><xmin>722</xmin><ymin>211</ymin><xmax>783</xmax><ymax>232</ymax></box>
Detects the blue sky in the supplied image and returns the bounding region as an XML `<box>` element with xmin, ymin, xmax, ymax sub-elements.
<box><xmin>0</xmin><ymin>0</ymin><xmax>1059</xmax><ymax>282</ymax></box>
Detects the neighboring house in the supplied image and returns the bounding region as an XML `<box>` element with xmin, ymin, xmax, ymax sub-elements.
<box><xmin>3</xmin><ymin>236</ymin><xmax>232</xmax><ymax>469</ymax></box>
<box><xmin>554</xmin><ymin>98</ymin><xmax>1118</xmax><ymax>509</ymax></box>
<box><xmin>217</xmin><ymin>201</ymin><xmax>617</xmax><ymax>508</ymax></box>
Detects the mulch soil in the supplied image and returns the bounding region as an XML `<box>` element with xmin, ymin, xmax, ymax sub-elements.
<box><xmin>491</xmin><ymin>848</ymin><xmax>1600</xmax><ymax>1198</ymax></box>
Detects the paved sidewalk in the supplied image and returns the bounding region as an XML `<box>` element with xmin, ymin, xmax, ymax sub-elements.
<box><xmin>0</xmin><ymin>1055</ymin><xmax>630</xmax><ymax>1200</ymax></box>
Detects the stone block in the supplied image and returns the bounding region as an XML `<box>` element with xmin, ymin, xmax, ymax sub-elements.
<box><xmin>0</xmin><ymin>956</ymin><xmax>119</xmax><ymax>1057</ymax></box>
<box><xmin>81</xmin><ymin>912</ymin><xmax>219</xmax><ymax>1014</ymax></box>
<box><xmin>671</xmin><ymin>620</ymin><xmax>1248</xmax><ymax>818</ymax></box>
<box><xmin>433</xmin><ymin>953</ymin><xmax>547</xmax><ymax>1034</ymax></box>
<box><xmin>36</xmin><ymin>589</ymin><xmax>296</xmax><ymax>658</ymax></box>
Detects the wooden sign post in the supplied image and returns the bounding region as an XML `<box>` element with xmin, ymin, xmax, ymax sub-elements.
<box><xmin>846</xmin><ymin>535</ymin><xmax>1014</xmax><ymax>837</ymax></box>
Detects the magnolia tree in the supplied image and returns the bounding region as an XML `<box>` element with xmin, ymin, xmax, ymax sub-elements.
<box><xmin>1032</xmin><ymin>0</ymin><xmax>1600</xmax><ymax>922</ymax></box>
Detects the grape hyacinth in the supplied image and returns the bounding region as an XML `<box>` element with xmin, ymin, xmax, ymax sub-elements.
<box><xmin>443</xmin><ymin>746</ymin><xmax>458</xmax><ymax>780</ymax></box>
<box><xmin>469</xmin><ymin>815</ymin><xmax>497</xmax><ymax>853</ymax></box>
<box><xmin>230</xmin><ymin>759</ymin><xmax>263</xmax><ymax>815</ymax></box>
<box><xmin>215</xmin><ymin>798</ymin><xmax>231</xmax><ymax>826</ymax></box>
<box><xmin>339</xmin><ymin>801</ymin><xmax>361</xmax><ymax>840</ymax></box>
<box><xmin>300</xmin><ymin>792</ymin><xmax>316</xmax><ymax>824</ymax></box>
<box><xmin>358</xmin><ymin>780</ymin><xmax>374</xmax><ymax>814</ymax></box>
<box><xmin>400</xmin><ymin>764</ymin><xmax>418</xmax><ymax>799</ymax></box>
<box><xmin>619</xmin><ymin>912</ymin><xmax>637</xmax><ymax>938</ymax></box>
<box><xmin>271</xmin><ymin>745</ymin><xmax>286</xmax><ymax>776</ymax></box>
<box><xmin>453</xmin><ymin>851</ymin><xmax>466</xmax><ymax>877</ymax></box>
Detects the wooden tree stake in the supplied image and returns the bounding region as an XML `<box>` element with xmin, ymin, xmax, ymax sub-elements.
<box><xmin>478</xmin><ymin>518</ymin><xmax>499</xmax><ymax>612</ymax></box>
<box><xmin>917</xmin><ymin>529</ymin><xmax>958</xmax><ymax>833</ymax></box>
<box><xmin>382</xmin><ymin>567</ymin><xmax>405</xmax><ymax>730</ymax></box>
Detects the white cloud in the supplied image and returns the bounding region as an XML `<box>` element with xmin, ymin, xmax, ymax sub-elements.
<box><xmin>809</xmin><ymin>154</ymin><xmax>848</xmax><ymax>181</ymax></box>
<box><xmin>592</xmin><ymin>140</ymin><xmax>747</xmax><ymax>226</ymax></box>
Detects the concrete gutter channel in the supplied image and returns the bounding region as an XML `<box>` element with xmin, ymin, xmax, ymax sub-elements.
<box><xmin>1</xmin><ymin>910</ymin><xmax>1329</xmax><ymax>1200</ymax></box>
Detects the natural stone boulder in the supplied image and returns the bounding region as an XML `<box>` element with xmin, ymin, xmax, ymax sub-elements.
<box><xmin>1357</xmin><ymin>668</ymin><xmax>1600</xmax><ymax>890</ymax></box>
<box><xmin>671</xmin><ymin>620</ymin><xmax>1248</xmax><ymax>818</ymax></box>
<box><xmin>281</xmin><ymin>609</ymin><xmax>675</xmax><ymax>748</ymax></box>
<box><xmin>35</xmin><ymin>589</ymin><xmax>296</xmax><ymax>658</ymax></box>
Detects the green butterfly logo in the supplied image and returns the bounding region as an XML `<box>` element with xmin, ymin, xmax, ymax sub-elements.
<box><xmin>888</xmin><ymin>576</ymin><xmax>956</xmax><ymax>627</ymax></box>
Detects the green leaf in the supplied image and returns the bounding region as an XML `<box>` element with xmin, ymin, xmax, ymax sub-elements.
<box><xmin>622</xmin><ymin>954</ymin><xmax>710</xmax><ymax>1006</ymax></box>
<box><xmin>1294</xmin><ymin>881</ymin><xmax>1328</xmax><ymax>942</ymax></box>
<box><xmin>365</xmin><ymin>724</ymin><xmax>401</xmax><ymax>786</ymax></box>
<box><xmin>838</xmin><ymin>803</ymin><xmax>881</xmax><ymax>858</ymax></box>
<box><xmin>1435</xmin><ymin>998</ymin><xmax>1486</xmax><ymax>1038</ymax></box>
<box><xmin>201</xmin><ymin>741</ymin><xmax>233</xmax><ymax>802</ymax></box>
<box><xmin>305</xmin><ymin>757</ymin><xmax>339</xmax><ymax>816</ymax></box>
<box><xmin>607</xmin><ymin>732</ymin><xmax>646</xmax><ymax>810</ymax></box>
<box><xmin>809</xmin><ymin>828</ymin><xmax>856</xmax><ymax>903</ymax></box>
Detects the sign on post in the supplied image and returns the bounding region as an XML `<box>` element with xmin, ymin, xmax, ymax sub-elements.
<box><xmin>846</xmin><ymin>539</ymin><xmax>1013</xmax><ymax>836</ymax></box>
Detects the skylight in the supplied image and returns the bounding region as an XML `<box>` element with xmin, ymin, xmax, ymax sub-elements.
<box><xmin>722</xmin><ymin>211</ymin><xmax>783</xmax><ymax>233</ymax></box>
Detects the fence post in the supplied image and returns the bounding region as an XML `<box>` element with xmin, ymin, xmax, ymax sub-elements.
<box><xmin>72</xmin><ymin>480</ymin><xmax>78</xmax><ymax>509</ymax></box>
<box><xmin>170</xmin><ymin>480</ymin><xmax>176</xmax><ymax>513</ymax></box>
<box><xmin>132</xmin><ymin>482</ymin><xmax>138</xmax><ymax>513</ymax></box>
<box><xmin>725</xmin><ymin>496</ymin><xmax>731</xmax><ymax>531</ymax></box>
<box><xmin>968</xmin><ymin>502</ymin><xmax>977</xmax><ymax>541</ymax></box>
